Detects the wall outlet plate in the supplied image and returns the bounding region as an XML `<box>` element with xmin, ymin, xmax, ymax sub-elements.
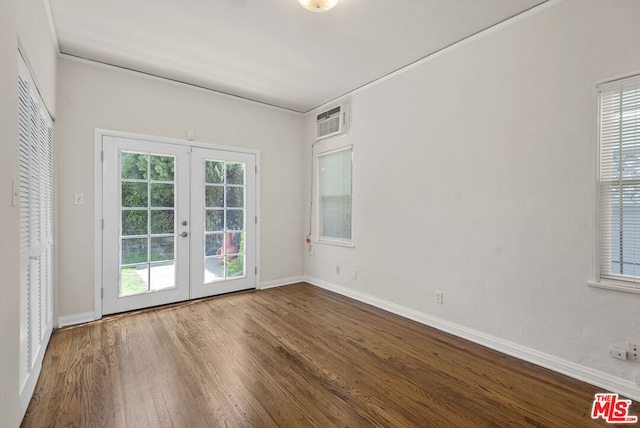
<box><xmin>435</xmin><ymin>291</ymin><xmax>443</xmax><ymax>304</ymax></box>
<box><xmin>628</xmin><ymin>342</ymin><xmax>639</xmax><ymax>362</ymax></box>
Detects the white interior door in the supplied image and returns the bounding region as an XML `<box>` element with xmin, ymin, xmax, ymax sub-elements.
<box><xmin>102</xmin><ymin>135</ymin><xmax>257</xmax><ymax>315</ymax></box>
<box><xmin>103</xmin><ymin>137</ymin><xmax>191</xmax><ymax>314</ymax></box>
<box><xmin>190</xmin><ymin>148</ymin><xmax>256</xmax><ymax>299</ymax></box>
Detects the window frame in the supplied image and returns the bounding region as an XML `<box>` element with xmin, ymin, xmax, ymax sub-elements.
<box><xmin>591</xmin><ymin>73</ymin><xmax>640</xmax><ymax>295</ymax></box>
<box><xmin>315</xmin><ymin>143</ymin><xmax>354</xmax><ymax>247</ymax></box>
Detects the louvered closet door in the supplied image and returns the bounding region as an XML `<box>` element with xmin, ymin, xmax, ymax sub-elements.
<box><xmin>18</xmin><ymin>52</ymin><xmax>54</xmax><ymax>414</ymax></box>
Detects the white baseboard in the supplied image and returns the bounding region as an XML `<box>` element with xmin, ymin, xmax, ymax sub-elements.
<box><xmin>57</xmin><ymin>312</ymin><xmax>95</xmax><ymax>328</ymax></box>
<box><xmin>260</xmin><ymin>276</ymin><xmax>305</xmax><ymax>290</ymax></box>
<box><xmin>304</xmin><ymin>276</ymin><xmax>640</xmax><ymax>402</ymax></box>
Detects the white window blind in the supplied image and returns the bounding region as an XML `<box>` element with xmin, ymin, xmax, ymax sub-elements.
<box><xmin>17</xmin><ymin>51</ymin><xmax>54</xmax><ymax>415</ymax></box>
<box><xmin>599</xmin><ymin>74</ymin><xmax>640</xmax><ymax>285</ymax></box>
<box><xmin>318</xmin><ymin>147</ymin><xmax>352</xmax><ymax>243</ymax></box>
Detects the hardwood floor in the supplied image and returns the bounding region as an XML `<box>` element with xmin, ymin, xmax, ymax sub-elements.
<box><xmin>22</xmin><ymin>283</ymin><xmax>639</xmax><ymax>427</ymax></box>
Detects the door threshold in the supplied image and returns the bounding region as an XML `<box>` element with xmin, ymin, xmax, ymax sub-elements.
<box><xmin>101</xmin><ymin>288</ymin><xmax>257</xmax><ymax>320</ymax></box>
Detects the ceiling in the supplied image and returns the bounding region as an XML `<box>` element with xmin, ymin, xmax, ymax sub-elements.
<box><xmin>48</xmin><ymin>0</ymin><xmax>547</xmax><ymax>113</ymax></box>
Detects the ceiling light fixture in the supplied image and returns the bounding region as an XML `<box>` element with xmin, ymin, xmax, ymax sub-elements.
<box><xmin>298</xmin><ymin>0</ymin><xmax>339</xmax><ymax>13</ymax></box>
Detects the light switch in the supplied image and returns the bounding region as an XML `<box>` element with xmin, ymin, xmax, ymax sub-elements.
<box><xmin>74</xmin><ymin>193</ymin><xmax>84</xmax><ymax>205</ymax></box>
<box><xmin>11</xmin><ymin>179</ymin><xmax>18</xmax><ymax>206</ymax></box>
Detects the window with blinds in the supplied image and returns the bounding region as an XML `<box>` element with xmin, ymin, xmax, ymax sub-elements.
<box><xmin>17</xmin><ymin>51</ymin><xmax>54</xmax><ymax>414</ymax></box>
<box><xmin>598</xmin><ymin>74</ymin><xmax>640</xmax><ymax>286</ymax></box>
<box><xmin>317</xmin><ymin>146</ymin><xmax>352</xmax><ymax>244</ymax></box>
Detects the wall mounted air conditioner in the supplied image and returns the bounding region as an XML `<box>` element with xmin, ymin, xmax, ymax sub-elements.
<box><xmin>316</xmin><ymin>105</ymin><xmax>347</xmax><ymax>141</ymax></box>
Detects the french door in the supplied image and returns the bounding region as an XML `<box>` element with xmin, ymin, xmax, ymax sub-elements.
<box><xmin>102</xmin><ymin>135</ymin><xmax>256</xmax><ymax>315</ymax></box>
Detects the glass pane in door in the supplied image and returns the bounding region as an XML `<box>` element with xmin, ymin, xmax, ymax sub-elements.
<box><xmin>120</xmin><ymin>151</ymin><xmax>177</xmax><ymax>296</ymax></box>
<box><xmin>203</xmin><ymin>160</ymin><xmax>246</xmax><ymax>283</ymax></box>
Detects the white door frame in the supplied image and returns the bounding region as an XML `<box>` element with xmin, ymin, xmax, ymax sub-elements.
<box><xmin>94</xmin><ymin>129</ymin><xmax>261</xmax><ymax>320</ymax></box>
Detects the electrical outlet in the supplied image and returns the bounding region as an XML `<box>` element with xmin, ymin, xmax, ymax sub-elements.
<box><xmin>435</xmin><ymin>291</ymin><xmax>443</xmax><ymax>304</ymax></box>
<box><xmin>336</xmin><ymin>265</ymin><xmax>341</xmax><ymax>275</ymax></box>
<box><xmin>351</xmin><ymin>269</ymin><xmax>357</xmax><ymax>280</ymax></box>
<box><xmin>628</xmin><ymin>342</ymin><xmax>639</xmax><ymax>362</ymax></box>
<box><xmin>610</xmin><ymin>347</ymin><xmax>627</xmax><ymax>361</ymax></box>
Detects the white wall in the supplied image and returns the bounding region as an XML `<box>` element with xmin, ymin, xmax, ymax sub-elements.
<box><xmin>304</xmin><ymin>0</ymin><xmax>640</xmax><ymax>392</ymax></box>
<box><xmin>0</xmin><ymin>0</ymin><xmax>58</xmax><ymax>424</ymax></box>
<box><xmin>0</xmin><ymin>2</ymin><xmax>20</xmax><ymax>423</ymax></box>
<box><xmin>55</xmin><ymin>57</ymin><xmax>305</xmax><ymax>318</ymax></box>
<box><xmin>17</xmin><ymin>0</ymin><xmax>58</xmax><ymax>116</ymax></box>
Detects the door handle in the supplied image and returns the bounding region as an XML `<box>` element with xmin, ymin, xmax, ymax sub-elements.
<box><xmin>179</xmin><ymin>231</ymin><xmax>188</xmax><ymax>237</ymax></box>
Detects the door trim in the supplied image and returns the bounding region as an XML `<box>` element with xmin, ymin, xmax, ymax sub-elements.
<box><xmin>94</xmin><ymin>129</ymin><xmax>261</xmax><ymax>320</ymax></box>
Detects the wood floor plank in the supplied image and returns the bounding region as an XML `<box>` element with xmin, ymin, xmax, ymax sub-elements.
<box><xmin>21</xmin><ymin>283</ymin><xmax>640</xmax><ymax>427</ymax></box>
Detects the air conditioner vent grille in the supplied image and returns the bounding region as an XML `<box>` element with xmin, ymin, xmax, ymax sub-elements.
<box><xmin>316</xmin><ymin>105</ymin><xmax>345</xmax><ymax>140</ymax></box>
